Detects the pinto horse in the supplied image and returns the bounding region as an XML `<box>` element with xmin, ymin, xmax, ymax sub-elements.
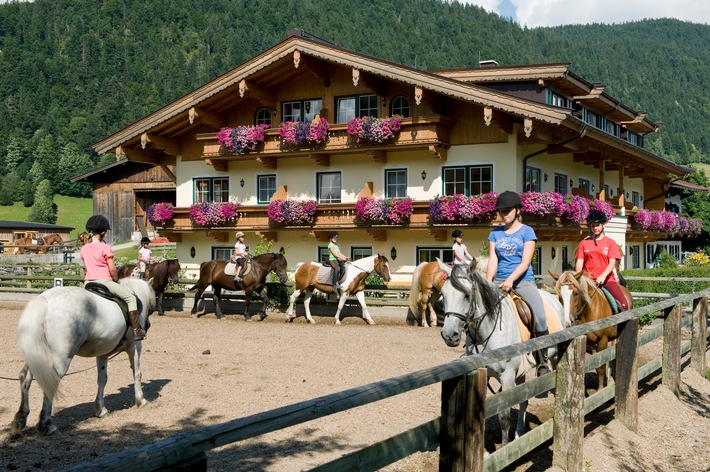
<box><xmin>189</xmin><ymin>253</ymin><xmax>288</xmax><ymax>320</ymax></box>
<box><xmin>551</xmin><ymin>270</ymin><xmax>633</xmax><ymax>391</ymax></box>
<box><xmin>286</xmin><ymin>254</ymin><xmax>391</xmax><ymax>325</ymax></box>
<box><xmin>10</xmin><ymin>277</ymin><xmax>155</xmax><ymax>437</ymax></box>
<box><xmin>117</xmin><ymin>259</ymin><xmax>181</xmax><ymax>316</ymax></box>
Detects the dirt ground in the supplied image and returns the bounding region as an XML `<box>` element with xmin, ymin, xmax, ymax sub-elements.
<box><xmin>0</xmin><ymin>298</ymin><xmax>708</xmax><ymax>471</ymax></box>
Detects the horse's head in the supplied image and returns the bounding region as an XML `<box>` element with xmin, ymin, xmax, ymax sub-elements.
<box><xmin>550</xmin><ymin>270</ymin><xmax>591</xmax><ymax>325</ymax></box>
<box><xmin>166</xmin><ymin>259</ymin><xmax>181</xmax><ymax>285</ymax></box>
<box><xmin>374</xmin><ymin>254</ymin><xmax>391</xmax><ymax>282</ymax></box>
<box><xmin>269</xmin><ymin>253</ymin><xmax>289</xmax><ymax>284</ymax></box>
<box><xmin>437</xmin><ymin>260</ymin><xmax>474</xmax><ymax>347</ymax></box>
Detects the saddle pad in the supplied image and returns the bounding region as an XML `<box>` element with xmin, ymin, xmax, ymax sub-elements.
<box><xmin>600</xmin><ymin>287</ymin><xmax>619</xmax><ymax>314</ymax></box>
<box><xmin>316</xmin><ymin>264</ymin><xmax>347</xmax><ymax>285</ymax></box>
<box><xmin>510</xmin><ymin>296</ymin><xmax>564</xmax><ymax>343</ymax></box>
<box><xmin>224</xmin><ymin>263</ymin><xmax>237</xmax><ymax>276</ymax></box>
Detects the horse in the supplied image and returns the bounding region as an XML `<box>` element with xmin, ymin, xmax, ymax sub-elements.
<box><xmin>437</xmin><ymin>261</ymin><xmax>565</xmax><ymax>445</ymax></box>
<box><xmin>407</xmin><ymin>257</ymin><xmax>489</xmax><ymax>328</ymax></box>
<box><xmin>118</xmin><ymin>259</ymin><xmax>181</xmax><ymax>316</ymax></box>
<box><xmin>10</xmin><ymin>277</ymin><xmax>156</xmax><ymax>437</ymax></box>
<box><xmin>77</xmin><ymin>232</ymin><xmax>91</xmax><ymax>247</ymax></box>
<box><xmin>550</xmin><ymin>270</ymin><xmax>633</xmax><ymax>391</ymax></box>
<box><xmin>189</xmin><ymin>253</ymin><xmax>288</xmax><ymax>320</ymax></box>
<box><xmin>286</xmin><ymin>254</ymin><xmax>391</xmax><ymax>325</ymax></box>
<box><xmin>40</xmin><ymin>233</ymin><xmax>64</xmax><ymax>253</ymax></box>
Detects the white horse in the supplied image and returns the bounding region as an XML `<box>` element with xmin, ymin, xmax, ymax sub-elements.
<box><xmin>10</xmin><ymin>278</ymin><xmax>155</xmax><ymax>437</ymax></box>
<box><xmin>286</xmin><ymin>254</ymin><xmax>391</xmax><ymax>325</ymax></box>
<box><xmin>437</xmin><ymin>261</ymin><xmax>564</xmax><ymax>445</ymax></box>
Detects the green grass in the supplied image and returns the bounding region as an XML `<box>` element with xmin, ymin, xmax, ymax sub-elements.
<box><xmin>0</xmin><ymin>196</ymin><xmax>92</xmax><ymax>240</ymax></box>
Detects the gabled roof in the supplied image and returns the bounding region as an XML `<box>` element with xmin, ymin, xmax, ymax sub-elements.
<box><xmin>0</xmin><ymin>221</ymin><xmax>74</xmax><ymax>231</ymax></box>
<box><xmin>70</xmin><ymin>157</ymin><xmax>159</xmax><ymax>183</ymax></box>
<box><xmin>669</xmin><ymin>179</ymin><xmax>710</xmax><ymax>193</ymax></box>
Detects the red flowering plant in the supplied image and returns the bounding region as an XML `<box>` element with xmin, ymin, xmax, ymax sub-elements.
<box><xmin>216</xmin><ymin>124</ymin><xmax>269</xmax><ymax>154</ymax></box>
<box><xmin>429</xmin><ymin>193</ymin><xmax>498</xmax><ymax>223</ymax></box>
<box><xmin>267</xmin><ymin>199</ymin><xmax>318</xmax><ymax>226</ymax></box>
<box><xmin>146</xmin><ymin>202</ymin><xmax>174</xmax><ymax>226</ymax></box>
<box><xmin>189</xmin><ymin>201</ymin><xmax>241</xmax><ymax>226</ymax></box>
<box><xmin>354</xmin><ymin>197</ymin><xmax>413</xmax><ymax>225</ymax></box>
<box><xmin>346</xmin><ymin>115</ymin><xmax>404</xmax><ymax>144</ymax></box>
<box><xmin>278</xmin><ymin>118</ymin><xmax>329</xmax><ymax>146</ymax></box>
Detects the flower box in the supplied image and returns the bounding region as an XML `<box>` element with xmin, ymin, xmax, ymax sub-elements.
<box><xmin>189</xmin><ymin>201</ymin><xmax>241</xmax><ymax>227</ymax></box>
<box><xmin>346</xmin><ymin>115</ymin><xmax>404</xmax><ymax>144</ymax></box>
<box><xmin>216</xmin><ymin>124</ymin><xmax>269</xmax><ymax>154</ymax></box>
<box><xmin>354</xmin><ymin>197</ymin><xmax>413</xmax><ymax>225</ymax></box>
<box><xmin>278</xmin><ymin>118</ymin><xmax>329</xmax><ymax>146</ymax></box>
<box><xmin>267</xmin><ymin>199</ymin><xmax>318</xmax><ymax>226</ymax></box>
<box><xmin>429</xmin><ymin>193</ymin><xmax>498</xmax><ymax>223</ymax></box>
<box><xmin>146</xmin><ymin>202</ymin><xmax>175</xmax><ymax>226</ymax></box>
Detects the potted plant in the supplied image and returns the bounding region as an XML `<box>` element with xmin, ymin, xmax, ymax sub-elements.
<box><xmin>216</xmin><ymin>124</ymin><xmax>270</xmax><ymax>154</ymax></box>
<box><xmin>346</xmin><ymin>115</ymin><xmax>404</xmax><ymax>144</ymax></box>
<box><xmin>189</xmin><ymin>201</ymin><xmax>241</xmax><ymax>226</ymax></box>
<box><xmin>267</xmin><ymin>199</ymin><xmax>318</xmax><ymax>226</ymax></box>
<box><xmin>278</xmin><ymin>118</ymin><xmax>329</xmax><ymax>146</ymax></box>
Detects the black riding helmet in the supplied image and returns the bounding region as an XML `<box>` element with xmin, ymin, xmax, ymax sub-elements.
<box><xmin>328</xmin><ymin>231</ymin><xmax>339</xmax><ymax>239</ymax></box>
<box><xmin>86</xmin><ymin>215</ymin><xmax>111</xmax><ymax>232</ymax></box>
<box><xmin>587</xmin><ymin>210</ymin><xmax>608</xmax><ymax>224</ymax></box>
<box><xmin>140</xmin><ymin>237</ymin><xmax>151</xmax><ymax>245</ymax></box>
<box><xmin>495</xmin><ymin>191</ymin><xmax>522</xmax><ymax>210</ymax></box>
<box><xmin>452</xmin><ymin>229</ymin><xmax>464</xmax><ymax>238</ymax></box>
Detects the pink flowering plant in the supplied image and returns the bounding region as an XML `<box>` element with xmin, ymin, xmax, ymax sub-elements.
<box><xmin>146</xmin><ymin>202</ymin><xmax>174</xmax><ymax>226</ymax></box>
<box><xmin>267</xmin><ymin>199</ymin><xmax>318</xmax><ymax>226</ymax></box>
<box><xmin>429</xmin><ymin>193</ymin><xmax>498</xmax><ymax>222</ymax></box>
<box><xmin>354</xmin><ymin>197</ymin><xmax>413</xmax><ymax>225</ymax></box>
<box><xmin>562</xmin><ymin>194</ymin><xmax>591</xmax><ymax>224</ymax></box>
<box><xmin>189</xmin><ymin>201</ymin><xmax>241</xmax><ymax>226</ymax></box>
<box><xmin>520</xmin><ymin>192</ymin><xmax>565</xmax><ymax>217</ymax></box>
<box><xmin>346</xmin><ymin>115</ymin><xmax>404</xmax><ymax>143</ymax></box>
<box><xmin>216</xmin><ymin>124</ymin><xmax>269</xmax><ymax>154</ymax></box>
<box><xmin>590</xmin><ymin>199</ymin><xmax>615</xmax><ymax>222</ymax></box>
<box><xmin>278</xmin><ymin>118</ymin><xmax>329</xmax><ymax>146</ymax></box>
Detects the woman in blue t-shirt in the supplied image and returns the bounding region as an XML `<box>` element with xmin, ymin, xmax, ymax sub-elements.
<box><xmin>487</xmin><ymin>190</ymin><xmax>550</xmax><ymax>375</ymax></box>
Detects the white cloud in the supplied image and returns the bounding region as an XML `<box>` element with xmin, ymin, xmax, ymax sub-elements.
<box><xmin>456</xmin><ymin>0</ymin><xmax>710</xmax><ymax>27</ymax></box>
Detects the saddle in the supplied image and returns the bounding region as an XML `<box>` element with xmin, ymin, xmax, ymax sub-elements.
<box><xmin>508</xmin><ymin>290</ymin><xmax>564</xmax><ymax>342</ymax></box>
<box><xmin>600</xmin><ymin>286</ymin><xmax>621</xmax><ymax>314</ymax></box>
<box><xmin>316</xmin><ymin>261</ymin><xmax>348</xmax><ymax>286</ymax></box>
<box><xmin>223</xmin><ymin>258</ymin><xmax>253</xmax><ymax>277</ymax></box>
<box><xmin>84</xmin><ymin>282</ymin><xmax>143</xmax><ymax>328</ymax></box>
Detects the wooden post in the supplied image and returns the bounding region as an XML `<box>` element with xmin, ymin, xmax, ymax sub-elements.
<box><xmin>615</xmin><ymin>318</ymin><xmax>639</xmax><ymax>432</ymax></box>
<box><xmin>27</xmin><ymin>266</ymin><xmax>32</xmax><ymax>289</ymax></box>
<box><xmin>690</xmin><ymin>296</ymin><xmax>707</xmax><ymax>376</ymax></box>
<box><xmin>662</xmin><ymin>304</ymin><xmax>682</xmax><ymax>397</ymax></box>
<box><xmin>439</xmin><ymin>368</ymin><xmax>486</xmax><ymax>472</ymax></box>
<box><xmin>552</xmin><ymin>335</ymin><xmax>586</xmax><ymax>471</ymax></box>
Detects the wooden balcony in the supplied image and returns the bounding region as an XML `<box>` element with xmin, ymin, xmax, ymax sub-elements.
<box><xmin>195</xmin><ymin>116</ymin><xmax>453</xmax><ymax>170</ymax></box>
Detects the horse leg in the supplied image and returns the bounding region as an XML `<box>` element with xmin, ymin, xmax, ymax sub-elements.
<box><xmin>333</xmin><ymin>292</ymin><xmax>348</xmax><ymax>325</ymax></box>
<box><xmin>514</xmin><ymin>373</ymin><xmax>528</xmax><ymax>439</ymax></box>
<box><xmin>286</xmin><ymin>288</ymin><xmax>302</xmax><ymax>322</ymax></box>
<box><xmin>429</xmin><ymin>290</ymin><xmax>441</xmax><ymax>327</ymax></box>
<box><xmin>243</xmin><ymin>289</ymin><xmax>252</xmax><ymax>321</ymax></box>
<box><xmin>420</xmin><ymin>288</ymin><xmax>430</xmax><ymax>328</ymax></box>
<box><xmin>256</xmin><ymin>287</ymin><xmax>269</xmax><ymax>321</ymax></box>
<box><xmin>303</xmin><ymin>289</ymin><xmax>316</xmax><ymax>324</ymax></box>
<box><xmin>156</xmin><ymin>290</ymin><xmax>165</xmax><ymax>316</ymax></box>
<box><xmin>213</xmin><ymin>287</ymin><xmax>224</xmax><ymax>319</ymax></box>
<box><xmin>191</xmin><ymin>283</ymin><xmax>207</xmax><ymax>318</ymax></box>
<box><xmin>10</xmin><ymin>365</ymin><xmax>33</xmax><ymax>437</ymax></box>
<box><xmin>126</xmin><ymin>346</ymin><xmax>147</xmax><ymax>408</ymax></box>
<box><xmin>94</xmin><ymin>356</ymin><xmax>110</xmax><ymax>417</ymax></box>
<box><xmin>498</xmin><ymin>368</ymin><xmax>517</xmax><ymax>446</ymax></box>
<box><xmin>355</xmin><ymin>291</ymin><xmax>375</xmax><ymax>325</ymax></box>
<box><xmin>596</xmin><ymin>336</ymin><xmax>610</xmax><ymax>392</ymax></box>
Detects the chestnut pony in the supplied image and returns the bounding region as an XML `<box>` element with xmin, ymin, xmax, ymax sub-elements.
<box><xmin>117</xmin><ymin>259</ymin><xmax>181</xmax><ymax>316</ymax></box>
<box><xmin>551</xmin><ymin>270</ymin><xmax>633</xmax><ymax>391</ymax></box>
<box><xmin>12</xmin><ymin>233</ymin><xmax>63</xmax><ymax>254</ymax></box>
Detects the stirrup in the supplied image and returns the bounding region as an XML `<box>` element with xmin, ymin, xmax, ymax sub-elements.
<box><xmin>133</xmin><ymin>328</ymin><xmax>146</xmax><ymax>341</ymax></box>
<box><xmin>235</xmin><ymin>276</ymin><xmax>243</xmax><ymax>283</ymax></box>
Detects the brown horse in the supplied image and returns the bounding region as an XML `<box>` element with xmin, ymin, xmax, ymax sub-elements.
<box><xmin>40</xmin><ymin>234</ymin><xmax>64</xmax><ymax>253</ymax></box>
<box><xmin>117</xmin><ymin>259</ymin><xmax>181</xmax><ymax>316</ymax></box>
<box><xmin>77</xmin><ymin>232</ymin><xmax>91</xmax><ymax>247</ymax></box>
<box><xmin>286</xmin><ymin>254</ymin><xmax>391</xmax><ymax>325</ymax></box>
<box><xmin>12</xmin><ymin>234</ymin><xmax>63</xmax><ymax>254</ymax></box>
<box><xmin>189</xmin><ymin>253</ymin><xmax>288</xmax><ymax>320</ymax></box>
<box><xmin>551</xmin><ymin>270</ymin><xmax>633</xmax><ymax>391</ymax></box>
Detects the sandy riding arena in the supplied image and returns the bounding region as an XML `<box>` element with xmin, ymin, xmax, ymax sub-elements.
<box><xmin>1</xmin><ymin>300</ymin><xmax>709</xmax><ymax>471</ymax></box>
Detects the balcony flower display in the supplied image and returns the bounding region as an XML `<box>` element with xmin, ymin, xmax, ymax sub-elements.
<box><xmin>346</xmin><ymin>115</ymin><xmax>404</xmax><ymax>144</ymax></box>
<box><xmin>429</xmin><ymin>193</ymin><xmax>498</xmax><ymax>223</ymax></box>
<box><xmin>146</xmin><ymin>202</ymin><xmax>174</xmax><ymax>226</ymax></box>
<box><xmin>268</xmin><ymin>199</ymin><xmax>318</xmax><ymax>226</ymax></box>
<box><xmin>589</xmin><ymin>199</ymin><xmax>615</xmax><ymax>222</ymax></box>
<box><xmin>278</xmin><ymin>118</ymin><xmax>329</xmax><ymax>146</ymax></box>
<box><xmin>632</xmin><ymin>209</ymin><xmax>700</xmax><ymax>236</ymax></box>
<box><xmin>189</xmin><ymin>201</ymin><xmax>241</xmax><ymax>226</ymax></box>
<box><xmin>520</xmin><ymin>191</ymin><xmax>565</xmax><ymax>218</ymax></box>
<box><xmin>562</xmin><ymin>194</ymin><xmax>591</xmax><ymax>224</ymax></box>
<box><xmin>354</xmin><ymin>197</ymin><xmax>413</xmax><ymax>225</ymax></box>
<box><xmin>216</xmin><ymin>124</ymin><xmax>269</xmax><ymax>154</ymax></box>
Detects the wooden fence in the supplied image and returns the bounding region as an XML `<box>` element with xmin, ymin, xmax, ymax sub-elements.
<box><xmin>61</xmin><ymin>287</ymin><xmax>708</xmax><ymax>472</ymax></box>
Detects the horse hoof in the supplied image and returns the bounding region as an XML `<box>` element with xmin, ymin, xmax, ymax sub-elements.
<box><xmin>158</xmin><ymin>313</ymin><xmax>165</xmax><ymax>317</ymax></box>
<box><xmin>285</xmin><ymin>317</ymin><xmax>293</xmax><ymax>323</ymax></box>
<box><xmin>136</xmin><ymin>398</ymin><xmax>148</xmax><ymax>408</ymax></box>
<box><xmin>96</xmin><ymin>407</ymin><xmax>109</xmax><ymax>418</ymax></box>
<box><xmin>334</xmin><ymin>320</ymin><xmax>341</xmax><ymax>325</ymax></box>
<box><xmin>259</xmin><ymin>314</ymin><xmax>267</xmax><ymax>321</ymax></box>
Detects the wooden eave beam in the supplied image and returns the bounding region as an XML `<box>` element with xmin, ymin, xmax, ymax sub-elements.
<box><xmin>428</xmin><ymin>145</ymin><xmax>447</xmax><ymax>162</ymax></box>
<box><xmin>367</xmin><ymin>150</ymin><xmax>387</xmax><ymax>164</ymax></box>
<box><xmin>159</xmin><ymin>164</ymin><xmax>177</xmax><ymax>184</ymax></box>
<box><xmin>205</xmin><ymin>159</ymin><xmax>228</xmax><ymax>172</ymax></box>
<box><xmin>238</xmin><ymin>80</ymin><xmax>276</xmax><ymax>107</ymax></box>
<box><xmin>119</xmin><ymin>147</ymin><xmax>176</xmax><ymax>165</ymax></box>
<box><xmin>367</xmin><ymin>229</ymin><xmax>387</xmax><ymax>242</ymax></box>
<box><xmin>572</xmin><ymin>83</ymin><xmax>605</xmax><ymax>100</ymax></box>
<box><xmin>188</xmin><ymin>107</ymin><xmax>227</xmax><ymax>129</ymax></box>
<box><xmin>256</xmin><ymin>156</ymin><xmax>277</xmax><ymax>169</ymax></box>
<box><xmin>141</xmin><ymin>133</ymin><xmax>181</xmax><ymax>156</ymax></box>
<box><xmin>309</xmin><ymin>153</ymin><xmax>330</xmax><ymax>167</ymax></box>
<box><xmin>572</xmin><ymin>151</ymin><xmax>603</xmax><ymax>164</ymax></box>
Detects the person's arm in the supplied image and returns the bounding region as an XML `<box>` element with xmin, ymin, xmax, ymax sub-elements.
<box><xmin>575</xmin><ymin>258</ymin><xmax>584</xmax><ymax>273</ymax></box>
<box><xmin>107</xmin><ymin>258</ymin><xmax>118</xmax><ymax>281</ymax></box>
<box><xmin>486</xmin><ymin>242</ymin><xmax>498</xmax><ymax>282</ymax></box>
<box><xmin>500</xmin><ymin>240</ymin><xmax>535</xmax><ymax>291</ymax></box>
<box><xmin>464</xmin><ymin>247</ymin><xmax>473</xmax><ymax>261</ymax></box>
<box><xmin>597</xmin><ymin>258</ymin><xmax>617</xmax><ymax>284</ymax></box>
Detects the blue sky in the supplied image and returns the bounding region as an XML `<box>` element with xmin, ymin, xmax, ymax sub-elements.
<box><xmin>458</xmin><ymin>0</ymin><xmax>710</xmax><ymax>27</ymax></box>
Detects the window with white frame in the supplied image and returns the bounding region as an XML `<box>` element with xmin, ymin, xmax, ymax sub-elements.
<box><xmin>532</xmin><ymin>246</ymin><xmax>542</xmax><ymax>276</ymax></box>
<box><xmin>525</xmin><ymin>167</ymin><xmax>542</xmax><ymax>192</ymax></box>
<box><xmin>213</xmin><ymin>247</ymin><xmax>234</xmax><ymax>261</ymax></box>
<box><xmin>583</xmin><ymin>108</ymin><xmax>599</xmax><ymax>127</ymax></box>
<box><xmin>255</xmin><ymin>107</ymin><xmax>272</xmax><ymax>126</ymax></box>
<box><xmin>318</xmin><ymin>246</ymin><xmax>330</xmax><ymax>265</ymax></box>
<box><xmin>257</xmin><ymin>175</ymin><xmax>276</xmax><ymax>204</ymax></box>
<box><xmin>417</xmin><ymin>246</ymin><xmax>454</xmax><ymax>265</ymax></box>
<box><xmin>629</xmin><ymin>245</ymin><xmax>640</xmax><ymax>269</ymax></box>
<box><xmin>443</xmin><ymin>164</ymin><xmax>493</xmax><ymax>196</ymax></box>
<box><xmin>627</xmin><ymin>131</ymin><xmax>642</xmax><ymax>147</ymax></box>
<box><xmin>336</xmin><ymin>94</ymin><xmax>378</xmax><ymax>123</ymax></box>
<box><xmin>351</xmin><ymin>246</ymin><xmax>372</xmax><ymax>260</ymax></box>
<box><xmin>194</xmin><ymin>177</ymin><xmax>229</xmax><ymax>203</ymax></box>
<box><xmin>390</xmin><ymin>96</ymin><xmax>410</xmax><ymax>117</ymax></box>
<box><xmin>604</xmin><ymin>184</ymin><xmax>612</xmax><ymax>198</ymax></box>
<box><xmin>317</xmin><ymin>172</ymin><xmax>342</xmax><ymax>204</ymax></box>
<box><xmin>578</xmin><ymin>178</ymin><xmax>591</xmax><ymax>194</ymax></box>
<box><xmin>549</xmin><ymin>91</ymin><xmax>571</xmax><ymax>108</ymax></box>
<box><xmin>561</xmin><ymin>246</ymin><xmax>570</xmax><ymax>270</ymax></box>
<box><xmin>385</xmin><ymin>169</ymin><xmax>407</xmax><ymax>198</ymax></box>
<box><xmin>282</xmin><ymin>99</ymin><xmax>322</xmax><ymax>122</ymax></box>
<box><xmin>554</xmin><ymin>173</ymin><xmax>568</xmax><ymax>194</ymax></box>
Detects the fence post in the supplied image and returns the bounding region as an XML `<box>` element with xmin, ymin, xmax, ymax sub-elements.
<box><xmin>27</xmin><ymin>266</ymin><xmax>32</xmax><ymax>289</ymax></box>
<box><xmin>615</xmin><ymin>318</ymin><xmax>639</xmax><ymax>432</ymax></box>
<box><xmin>439</xmin><ymin>368</ymin><xmax>486</xmax><ymax>472</ymax></box>
<box><xmin>662</xmin><ymin>304</ymin><xmax>682</xmax><ymax>397</ymax></box>
<box><xmin>552</xmin><ymin>335</ymin><xmax>586</xmax><ymax>471</ymax></box>
<box><xmin>691</xmin><ymin>296</ymin><xmax>707</xmax><ymax>377</ymax></box>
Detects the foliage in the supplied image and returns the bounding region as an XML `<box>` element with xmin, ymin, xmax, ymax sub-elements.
<box><xmin>146</xmin><ymin>202</ymin><xmax>175</xmax><ymax>225</ymax></box>
<box><xmin>188</xmin><ymin>201</ymin><xmax>241</xmax><ymax>226</ymax></box>
<box><xmin>625</xmin><ymin>264</ymin><xmax>710</xmax><ymax>295</ymax></box>
<box><xmin>252</xmin><ymin>235</ymin><xmax>291</xmax><ymax>308</ymax></box>
<box><xmin>683</xmin><ymin>252</ymin><xmax>709</xmax><ymax>266</ymax></box>
<box><xmin>346</xmin><ymin>115</ymin><xmax>403</xmax><ymax>143</ymax></box>
<box><xmin>278</xmin><ymin>118</ymin><xmax>329</xmax><ymax>145</ymax></box>
<box><xmin>216</xmin><ymin>124</ymin><xmax>269</xmax><ymax>154</ymax></box>
<box><xmin>429</xmin><ymin>193</ymin><xmax>498</xmax><ymax>222</ymax></box>
<box><xmin>0</xmin><ymin>195</ymin><xmax>91</xmax><ymax>239</ymax></box>
<box><xmin>658</xmin><ymin>250</ymin><xmax>678</xmax><ymax>269</ymax></box>
<box><xmin>267</xmin><ymin>199</ymin><xmax>318</xmax><ymax>225</ymax></box>
<box><xmin>28</xmin><ymin>179</ymin><xmax>57</xmax><ymax>224</ymax></box>
<box><xmin>354</xmin><ymin>196</ymin><xmax>413</xmax><ymax>225</ymax></box>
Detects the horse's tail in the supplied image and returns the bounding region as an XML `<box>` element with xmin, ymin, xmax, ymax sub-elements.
<box><xmin>17</xmin><ymin>296</ymin><xmax>63</xmax><ymax>401</ymax></box>
<box><xmin>409</xmin><ymin>262</ymin><xmax>424</xmax><ymax>314</ymax></box>
<box><xmin>188</xmin><ymin>260</ymin><xmax>209</xmax><ymax>291</ymax></box>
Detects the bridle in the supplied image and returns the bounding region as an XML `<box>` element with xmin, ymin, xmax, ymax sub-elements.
<box><xmin>560</xmin><ymin>278</ymin><xmax>603</xmax><ymax>322</ymax></box>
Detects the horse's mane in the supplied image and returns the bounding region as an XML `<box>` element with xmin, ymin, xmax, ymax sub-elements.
<box><xmin>119</xmin><ymin>277</ymin><xmax>156</xmax><ymax>312</ymax></box>
<box><xmin>448</xmin><ymin>265</ymin><xmax>501</xmax><ymax>317</ymax></box>
<box><xmin>555</xmin><ymin>271</ymin><xmax>594</xmax><ymax>306</ymax></box>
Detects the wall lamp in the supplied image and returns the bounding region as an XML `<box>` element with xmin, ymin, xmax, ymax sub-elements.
<box><xmin>591</xmin><ymin>184</ymin><xmax>596</xmax><ymax>192</ymax></box>
<box><xmin>190</xmin><ymin>246</ymin><xmax>196</xmax><ymax>258</ymax></box>
<box><xmin>272</xmin><ymin>108</ymin><xmax>277</xmax><ymax>116</ymax></box>
<box><xmin>551</xmin><ymin>247</ymin><xmax>556</xmax><ymax>259</ymax></box>
<box><xmin>544</xmin><ymin>173</ymin><xmax>548</xmax><ymax>182</ymax></box>
<box><xmin>390</xmin><ymin>247</ymin><xmax>397</xmax><ymax>260</ymax></box>
<box><xmin>240</xmin><ymin>178</ymin><xmax>245</xmax><ymax>188</ymax></box>
<box><xmin>626</xmin><ymin>191</ymin><xmax>630</xmax><ymax>199</ymax></box>
<box><xmin>578</xmin><ymin>178</ymin><xmax>583</xmax><ymax>187</ymax></box>
<box><xmin>382</xmin><ymin>97</ymin><xmax>387</xmax><ymax>108</ymax></box>
<box><xmin>569</xmin><ymin>180</ymin><xmax>574</xmax><ymax>188</ymax></box>
<box><xmin>421</xmin><ymin>170</ymin><xmax>427</xmax><ymax>180</ymax></box>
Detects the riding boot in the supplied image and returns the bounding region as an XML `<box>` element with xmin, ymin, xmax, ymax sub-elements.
<box><xmin>128</xmin><ymin>310</ymin><xmax>146</xmax><ymax>341</ymax></box>
<box><xmin>534</xmin><ymin>329</ymin><xmax>551</xmax><ymax>376</ymax></box>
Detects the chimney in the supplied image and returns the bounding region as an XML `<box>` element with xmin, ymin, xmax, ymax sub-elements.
<box><xmin>479</xmin><ymin>59</ymin><xmax>499</xmax><ymax>68</ymax></box>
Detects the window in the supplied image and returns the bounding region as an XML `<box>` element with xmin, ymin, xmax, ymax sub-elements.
<box><xmin>385</xmin><ymin>169</ymin><xmax>407</xmax><ymax>198</ymax></box>
<box><xmin>282</xmin><ymin>99</ymin><xmax>322</xmax><ymax>122</ymax></box>
<box><xmin>351</xmin><ymin>246</ymin><xmax>372</xmax><ymax>260</ymax></box>
<box><xmin>531</xmin><ymin>246</ymin><xmax>542</xmax><ymax>276</ymax></box>
<box><xmin>604</xmin><ymin>184</ymin><xmax>612</xmax><ymax>198</ymax></box>
<box><xmin>317</xmin><ymin>172</ymin><xmax>341</xmax><ymax>203</ymax></box>
<box><xmin>632</xmin><ymin>191</ymin><xmax>640</xmax><ymax>207</ymax></box>
<box><xmin>443</xmin><ymin>164</ymin><xmax>493</xmax><ymax>196</ymax></box>
<box><xmin>390</xmin><ymin>96</ymin><xmax>410</xmax><ymax>117</ymax></box>
<box><xmin>604</xmin><ymin>119</ymin><xmax>620</xmax><ymax>137</ymax></box>
<box><xmin>336</xmin><ymin>94</ymin><xmax>377</xmax><ymax>123</ymax></box>
<box><xmin>554</xmin><ymin>173</ymin><xmax>568</xmax><ymax>194</ymax></box>
<box><xmin>417</xmin><ymin>247</ymin><xmax>454</xmax><ymax>265</ymax></box>
<box><xmin>257</xmin><ymin>175</ymin><xmax>276</xmax><ymax>204</ymax></box>
<box><xmin>627</xmin><ymin>131</ymin><xmax>642</xmax><ymax>147</ymax></box>
<box><xmin>631</xmin><ymin>245</ymin><xmax>640</xmax><ymax>269</ymax></box>
<box><xmin>578</xmin><ymin>178</ymin><xmax>591</xmax><ymax>194</ymax></box>
<box><xmin>525</xmin><ymin>167</ymin><xmax>542</xmax><ymax>192</ymax></box>
<box><xmin>213</xmin><ymin>247</ymin><xmax>233</xmax><ymax>261</ymax></box>
<box><xmin>583</xmin><ymin>108</ymin><xmax>599</xmax><ymax>128</ymax></box>
<box><xmin>255</xmin><ymin>107</ymin><xmax>272</xmax><ymax>126</ymax></box>
<box><xmin>561</xmin><ymin>246</ymin><xmax>570</xmax><ymax>270</ymax></box>
<box><xmin>318</xmin><ymin>246</ymin><xmax>330</xmax><ymax>265</ymax></box>
<box><xmin>548</xmin><ymin>91</ymin><xmax>571</xmax><ymax>108</ymax></box>
<box><xmin>194</xmin><ymin>177</ymin><xmax>229</xmax><ymax>203</ymax></box>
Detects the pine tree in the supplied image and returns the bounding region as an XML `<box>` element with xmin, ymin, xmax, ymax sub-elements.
<box><xmin>28</xmin><ymin>179</ymin><xmax>57</xmax><ymax>224</ymax></box>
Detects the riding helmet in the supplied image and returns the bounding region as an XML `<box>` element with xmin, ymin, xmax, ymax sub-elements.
<box><xmin>587</xmin><ymin>210</ymin><xmax>608</xmax><ymax>224</ymax></box>
<box><xmin>451</xmin><ymin>229</ymin><xmax>464</xmax><ymax>238</ymax></box>
<box><xmin>328</xmin><ymin>231</ymin><xmax>339</xmax><ymax>239</ymax></box>
<box><xmin>140</xmin><ymin>237</ymin><xmax>151</xmax><ymax>245</ymax></box>
<box><xmin>495</xmin><ymin>191</ymin><xmax>522</xmax><ymax>210</ymax></box>
<box><xmin>86</xmin><ymin>215</ymin><xmax>111</xmax><ymax>232</ymax></box>
<box><xmin>235</xmin><ymin>231</ymin><xmax>245</xmax><ymax>238</ymax></box>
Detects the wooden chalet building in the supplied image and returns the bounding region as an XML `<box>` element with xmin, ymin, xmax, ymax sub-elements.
<box><xmin>92</xmin><ymin>30</ymin><xmax>691</xmax><ymax>281</ymax></box>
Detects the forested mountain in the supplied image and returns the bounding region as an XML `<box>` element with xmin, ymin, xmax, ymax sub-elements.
<box><xmin>0</xmin><ymin>0</ymin><xmax>709</xmax><ymax>204</ymax></box>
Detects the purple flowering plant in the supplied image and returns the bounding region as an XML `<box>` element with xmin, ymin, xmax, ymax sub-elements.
<box><xmin>146</xmin><ymin>202</ymin><xmax>174</xmax><ymax>226</ymax></box>
<box><xmin>429</xmin><ymin>193</ymin><xmax>498</xmax><ymax>222</ymax></box>
<box><xmin>216</xmin><ymin>124</ymin><xmax>269</xmax><ymax>154</ymax></box>
<box><xmin>268</xmin><ymin>199</ymin><xmax>318</xmax><ymax>225</ymax></box>
<box><xmin>520</xmin><ymin>192</ymin><xmax>565</xmax><ymax>217</ymax></box>
<box><xmin>354</xmin><ymin>197</ymin><xmax>413</xmax><ymax>225</ymax></box>
<box><xmin>189</xmin><ymin>201</ymin><xmax>241</xmax><ymax>226</ymax></box>
<box><xmin>562</xmin><ymin>194</ymin><xmax>591</xmax><ymax>224</ymax></box>
<box><xmin>590</xmin><ymin>199</ymin><xmax>615</xmax><ymax>222</ymax></box>
<box><xmin>346</xmin><ymin>115</ymin><xmax>404</xmax><ymax>143</ymax></box>
<box><xmin>278</xmin><ymin>118</ymin><xmax>329</xmax><ymax>146</ymax></box>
